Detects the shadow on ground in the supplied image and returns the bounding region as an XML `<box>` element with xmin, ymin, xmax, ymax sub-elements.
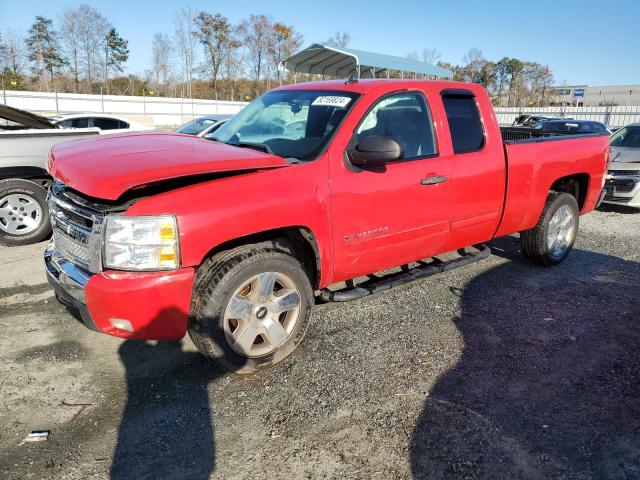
<box><xmin>110</xmin><ymin>310</ymin><xmax>231</xmax><ymax>480</ymax></box>
<box><xmin>597</xmin><ymin>203</ymin><xmax>640</xmax><ymax>215</ymax></box>
<box><xmin>411</xmin><ymin>237</ymin><xmax>640</xmax><ymax>479</ymax></box>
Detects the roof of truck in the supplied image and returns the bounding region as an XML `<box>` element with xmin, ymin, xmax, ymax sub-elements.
<box><xmin>273</xmin><ymin>79</ymin><xmax>478</xmax><ymax>94</ymax></box>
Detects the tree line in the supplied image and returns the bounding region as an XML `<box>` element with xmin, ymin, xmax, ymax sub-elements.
<box><xmin>0</xmin><ymin>4</ymin><xmax>558</xmax><ymax>106</ymax></box>
<box><xmin>409</xmin><ymin>48</ymin><xmax>556</xmax><ymax>107</ymax></box>
<box><xmin>0</xmin><ymin>6</ymin><xmax>309</xmax><ymax>101</ymax></box>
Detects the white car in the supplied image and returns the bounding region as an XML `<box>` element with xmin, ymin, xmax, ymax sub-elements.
<box><xmin>49</xmin><ymin>113</ymin><xmax>152</xmax><ymax>133</ymax></box>
<box><xmin>602</xmin><ymin>123</ymin><xmax>640</xmax><ymax>208</ymax></box>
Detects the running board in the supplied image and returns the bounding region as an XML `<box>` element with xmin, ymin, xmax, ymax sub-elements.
<box><xmin>319</xmin><ymin>244</ymin><xmax>491</xmax><ymax>302</ymax></box>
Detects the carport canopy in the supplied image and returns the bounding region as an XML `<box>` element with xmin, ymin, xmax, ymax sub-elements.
<box><xmin>281</xmin><ymin>43</ymin><xmax>453</xmax><ymax>80</ymax></box>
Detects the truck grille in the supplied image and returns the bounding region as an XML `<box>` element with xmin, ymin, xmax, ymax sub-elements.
<box><xmin>609</xmin><ymin>170</ymin><xmax>640</xmax><ymax>177</ymax></box>
<box><xmin>48</xmin><ymin>182</ymin><xmax>106</xmax><ymax>273</ymax></box>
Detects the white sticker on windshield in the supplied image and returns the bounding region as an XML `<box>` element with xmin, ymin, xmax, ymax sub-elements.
<box><xmin>312</xmin><ymin>96</ymin><xmax>352</xmax><ymax>108</ymax></box>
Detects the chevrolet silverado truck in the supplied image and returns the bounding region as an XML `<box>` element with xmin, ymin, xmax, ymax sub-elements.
<box><xmin>44</xmin><ymin>79</ymin><xmax>610</xmax><ymax>373</ymax></box>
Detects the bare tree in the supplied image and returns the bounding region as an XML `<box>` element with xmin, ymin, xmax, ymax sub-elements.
<box><xmin>326</xmin><ymin>31</ymin><xmax>351</xmax><ymax>48</ymax></box>
<box><xmin>151</xmin><ymin>33</ymin><xmax>172</xmax><ymax>95</ymax></box>
<box><xmin>60</xmin><ymin>8</ymin><xmax>81</xmax><ymax>92</ymax></box>
<box><xmin>193</xmin><ymin>12</ymin><xmax>235</xmax><ymax>100</ymax></box>
<box><xmin>239</xmin><ymin>14</ymin><xmax>272</xmax><ymax>95</ymax></box>
<box><xmin>268</xmin><ymin>22</ymin><xmax>302</xmax><ymax>85</ymax></box>
<box><xmin>173</xmin><ymin>8</ymin><xmax>198</xmax><ymax>99</ymax></box>
<box><xmin>463</xmin><ymin>48</ymin><xmax>483</xmax><ymax>65</ymax></box>
<box><xmin>407</xmin><ymin>48</ymin><xmax>442</xmax><ymax>65</ymax></box>
<box><xmin>420</xmin><ymin>48</ymin><xmax>441</xmax><ymax>65</ymax></box>
<box><xmin>75</xmin><ymin>4</ymin><xmax>110</xmax><ymax>92</ymax></box>
<box><xmin>2</xmin><ymin>29</ymin><xmax>27</xmax><ymax>76</ymax></box>
<box><xmin>0</xmin><ymin>32</ymin><xmax>7</xmax><ymax>70</ymax></box>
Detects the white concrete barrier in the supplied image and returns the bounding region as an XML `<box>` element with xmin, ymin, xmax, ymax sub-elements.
<box><xmin>1</xmin><ymin>90</ymin><xmax>248</xmax><ymax>127</ymax></box>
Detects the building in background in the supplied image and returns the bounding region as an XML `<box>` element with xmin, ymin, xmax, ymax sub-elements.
<box><xmin>552</xmin><ymin>85</ymin><xmax>640</xmax><ymax>107</ymax></box>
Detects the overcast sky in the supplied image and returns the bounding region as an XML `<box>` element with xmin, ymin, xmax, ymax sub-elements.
<box><xmin>1</xmin><ymin>0</ymin><xmax>638</xmax><ymax>86</ymax></box>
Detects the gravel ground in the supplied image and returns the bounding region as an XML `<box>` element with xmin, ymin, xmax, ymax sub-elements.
<box><xmin>0</xmin><ymin>205</ymin><xmax>638</xmax><ymax>480</ymax></box>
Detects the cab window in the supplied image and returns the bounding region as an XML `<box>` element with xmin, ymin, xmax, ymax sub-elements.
<box><xmin>442</xmin><ymin>93</ymin><xmax>485</xmax><ymax>153</ymax></box>
<box><xmin>356</xmin><ymin>93</ymin><xmax>436</xmax><ymax>159</ymax></box>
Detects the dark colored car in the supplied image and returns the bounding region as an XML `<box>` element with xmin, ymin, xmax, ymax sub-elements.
<box><xmin>535</xmin><ymin>120</ymin><xmax>611</xmax><ymax>135</ymax></box>
<box><xmin>174</xmin><ymin>115</ymin><xmax>232</xmax><ymax>136</ymax></box>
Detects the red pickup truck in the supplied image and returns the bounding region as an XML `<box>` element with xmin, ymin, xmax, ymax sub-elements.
<box><xmin>45</xmin><ymin>80</ymin><xmax>610</xmax><ymax>373</ymax></box>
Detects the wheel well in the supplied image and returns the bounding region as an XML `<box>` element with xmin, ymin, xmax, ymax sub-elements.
<box><xmin>550</xmin><ymin>174</ymin><xmax>589</xmax><ymax>211</ymax></box>
<box><xmin>201</xmin><ymin>227</ymin><xmax>321</xmax><ymax>288</ymax></box>
<box><xmin>0</xmin><ymin>167</ymin><xmax>51</xmax><ymax>190</ymax></box>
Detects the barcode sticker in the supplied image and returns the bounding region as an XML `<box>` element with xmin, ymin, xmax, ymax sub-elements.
<box><xmin>311</xmin><ymin>96</ymin><xmax>352</xmax><ymax>108</ymax></box>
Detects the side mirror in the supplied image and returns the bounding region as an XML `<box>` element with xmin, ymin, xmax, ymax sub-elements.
<box><xmin>350</xmin><ymin>136</ymin><xmax>403</xmax><ymax>167</ymax></box>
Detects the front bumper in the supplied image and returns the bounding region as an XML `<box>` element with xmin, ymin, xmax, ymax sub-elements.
<box><xmin>601</xmin><ymin>169</ymin><xmax>640</xmax><ymax>208</ymax></box>
<box><xmin>45</xmin><ymin>243</ymin><xmax>195</xmax><ymax>340</ymax></box>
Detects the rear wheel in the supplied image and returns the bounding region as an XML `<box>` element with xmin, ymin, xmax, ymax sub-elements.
<box><xmin>188</xmin><ymin>242</ymin><xmax>314</xmax><ymax>374</ymax></box>
<box><xmin>0</xmin><ymin>179</ymin><xmax>51</xmax><ymax>246</ymax></box>
<box><xmin>521</xmin><ymin>192</ymin><xmax>579</xmax><ymax>266</ymax></box>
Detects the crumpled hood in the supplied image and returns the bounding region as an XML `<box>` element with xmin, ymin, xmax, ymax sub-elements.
<box><xmin>610</xmin><ymin>147</ymin><xmax>640</xmax><ymax>165</ymax></box>
<box><xmin>49</xmin><ymin>132</ymin><xmax>290</xmax><ymax>200</ymax></box>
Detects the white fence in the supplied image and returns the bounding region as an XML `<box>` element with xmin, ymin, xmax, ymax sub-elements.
<box><xmin>3</xmin><ymin>89</ymin><xmax>640</xmax><ymax>129</ymax></box>
<box><xmin>1</xmin><ymin>90</ymin><xmax>247</xmax><ymax>127</ymax></box>
<box><xmin>494</xmin><ymin>106</ymin><xmax>640</xmax><ymax>128</ymax></box>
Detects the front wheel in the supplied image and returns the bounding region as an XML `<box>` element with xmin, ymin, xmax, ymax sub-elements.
<box><xmin>521</xmin><ymin>192</ymin><xmax>579</xmax><ymax>266</ymax></box>
<box><xmin>0</xmin><ymin>179</ymin><xmax>51</xmax><ymax>246</ymax></box>
<box><xmin>188</xmin><ymin>243</ymin><xmax>314</xmax><ymax>374</ymax></box>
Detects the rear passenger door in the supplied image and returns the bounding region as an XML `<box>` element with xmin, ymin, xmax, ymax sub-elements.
<box><xmin>440</xmin><ymin>90</ymin><xmax>506</xmax><ymax>249</ymax></box>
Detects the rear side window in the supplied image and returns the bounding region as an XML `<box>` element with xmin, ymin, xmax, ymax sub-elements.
<box><xmin>70</xmin><ymin>118</ymin><xmax>89</xmax><ymax>128</ymax></box>
<box><xmin>92</xmin><ymin>118</ymin><xmax>121</xmax><ymax>130</ymax></box>
<box><xmin>442</xmin><ymin>94</ymin><xmax>484</xmax><ymax>153</ymax></box>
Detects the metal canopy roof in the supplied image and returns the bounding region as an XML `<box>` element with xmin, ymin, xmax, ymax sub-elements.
<box><xmin>281</xmin><ymin>43</ymin><xmax>453</xmax><ymax>80</ymax></box>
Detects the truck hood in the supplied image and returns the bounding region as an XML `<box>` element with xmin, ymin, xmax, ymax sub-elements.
<box><xmin>610</xmin><ymin>147</ymin><xmax>640</xmax><ymax>164</ymax></box>
<box><xmin>49</xmin><ymin>133</ymin><xmax>291</xmax><ymax>200</ymax></box>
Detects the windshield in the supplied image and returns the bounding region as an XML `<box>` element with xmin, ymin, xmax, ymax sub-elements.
<box><xmin>610</xmin><ymin>126</ymin><xmax>640</xmax><ymax>148</ymax></box>
<box><xmin>176</xmin><ymin>117</ymin><xmax>220</xmax><ymax>135</ymax></box>
<box><xmin>212</xmin><ymin>89</ymin><xmax>360</xmax><ymax>161</ymax></box>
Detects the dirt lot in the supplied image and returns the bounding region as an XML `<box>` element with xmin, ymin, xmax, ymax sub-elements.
<box><xmin>0</xmin><ymin>205</ymin><xmax>639</xmax><ymax>480</ymax></box>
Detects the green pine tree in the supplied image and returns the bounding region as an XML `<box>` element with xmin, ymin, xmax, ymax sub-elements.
<box><xmin>104</xmin><ymin>28</ymin><xmax>129</xmax><ymax>94</ymax></box>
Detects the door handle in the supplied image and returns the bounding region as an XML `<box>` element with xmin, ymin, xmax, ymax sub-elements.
<box><xmin>420</xmin><ymin>175</ymin><xmax>447</xmax><ymax>186</ymax></box>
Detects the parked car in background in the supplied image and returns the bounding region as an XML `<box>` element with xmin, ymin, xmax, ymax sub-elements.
<box><xmin>602</xmin><ymin>123</ymin><xmax>640</xmax><ymax>208</ymax></box>
<box><xmin>45</xmin><ymin>79</ymin><xmax>609</xmax><ymax>374</ymax></box>
<box><xmin>49</xmin><ymin>113</ymin><xmax>151</xmax><ymax>132</ymax></box>
<box><xmin>0</xmin><ymin>104</ymin><xmax>101</xmax><ymax>246</ymax></box>
<box><xmin>512</xmin><ymin>114</ymin><xmax>555</xmax><ymax>127</ymax></box>
<box><xmin>175</xmin><ymin>115</ymin><xmax>232</xmax><ymax>137</ymax></box>
<box><xmin>535</xmin><ymin>119</ymin><xmax>611</xmax><ymax>135</ymax></box>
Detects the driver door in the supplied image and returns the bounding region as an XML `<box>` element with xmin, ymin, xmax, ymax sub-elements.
<box><xmin>329</xmin><ymin>91</ymin><xmax>451</xmax><ymax>282</ymax></box>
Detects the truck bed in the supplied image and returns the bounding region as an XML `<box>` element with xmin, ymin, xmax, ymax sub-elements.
<box><xmin>500</xmin><ymin>127</ymin><xmax>607</xmax><ymax>143</ymax></box>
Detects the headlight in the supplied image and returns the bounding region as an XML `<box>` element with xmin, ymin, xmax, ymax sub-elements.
<box><xmin>103</xmin><ymin>215</ymin><xmax>180</xmax><ymax>271</ymax></box>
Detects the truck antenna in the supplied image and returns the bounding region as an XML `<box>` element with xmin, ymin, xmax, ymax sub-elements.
<box><xmin>345</xmin><ymin>71</ymin><xmax>358</xmax><ymax>85</ymax></box>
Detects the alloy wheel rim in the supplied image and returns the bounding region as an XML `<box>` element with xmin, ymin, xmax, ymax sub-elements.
<box><xmin>0</xmin><ymin>193</ymin><xmax>43</xmax><ymax>235</ymax></box>
<box><xmin>547</xmin><ymin>205</ymin><xmax>575</xmax><ymax>257</ymax></box>
<box><xmin>223</xmin><ymin>271</ymin><xmax>301</xmax><ymax>358</ymax></box>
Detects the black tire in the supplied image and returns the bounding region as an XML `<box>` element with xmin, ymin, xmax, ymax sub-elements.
<box><xmin>0</xmin><ymin>179</ymin><xmax>51</xmax><ymax>246</ymax></box>
<box><xmin>188</xmin><ymin>241</ymin><xmax>314</xmax><ymax>374</ymax></box>
<box><xmin>521</xmin><ymin>192</ymin><xmax>579</xmax><ymax>266</ymax></box>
